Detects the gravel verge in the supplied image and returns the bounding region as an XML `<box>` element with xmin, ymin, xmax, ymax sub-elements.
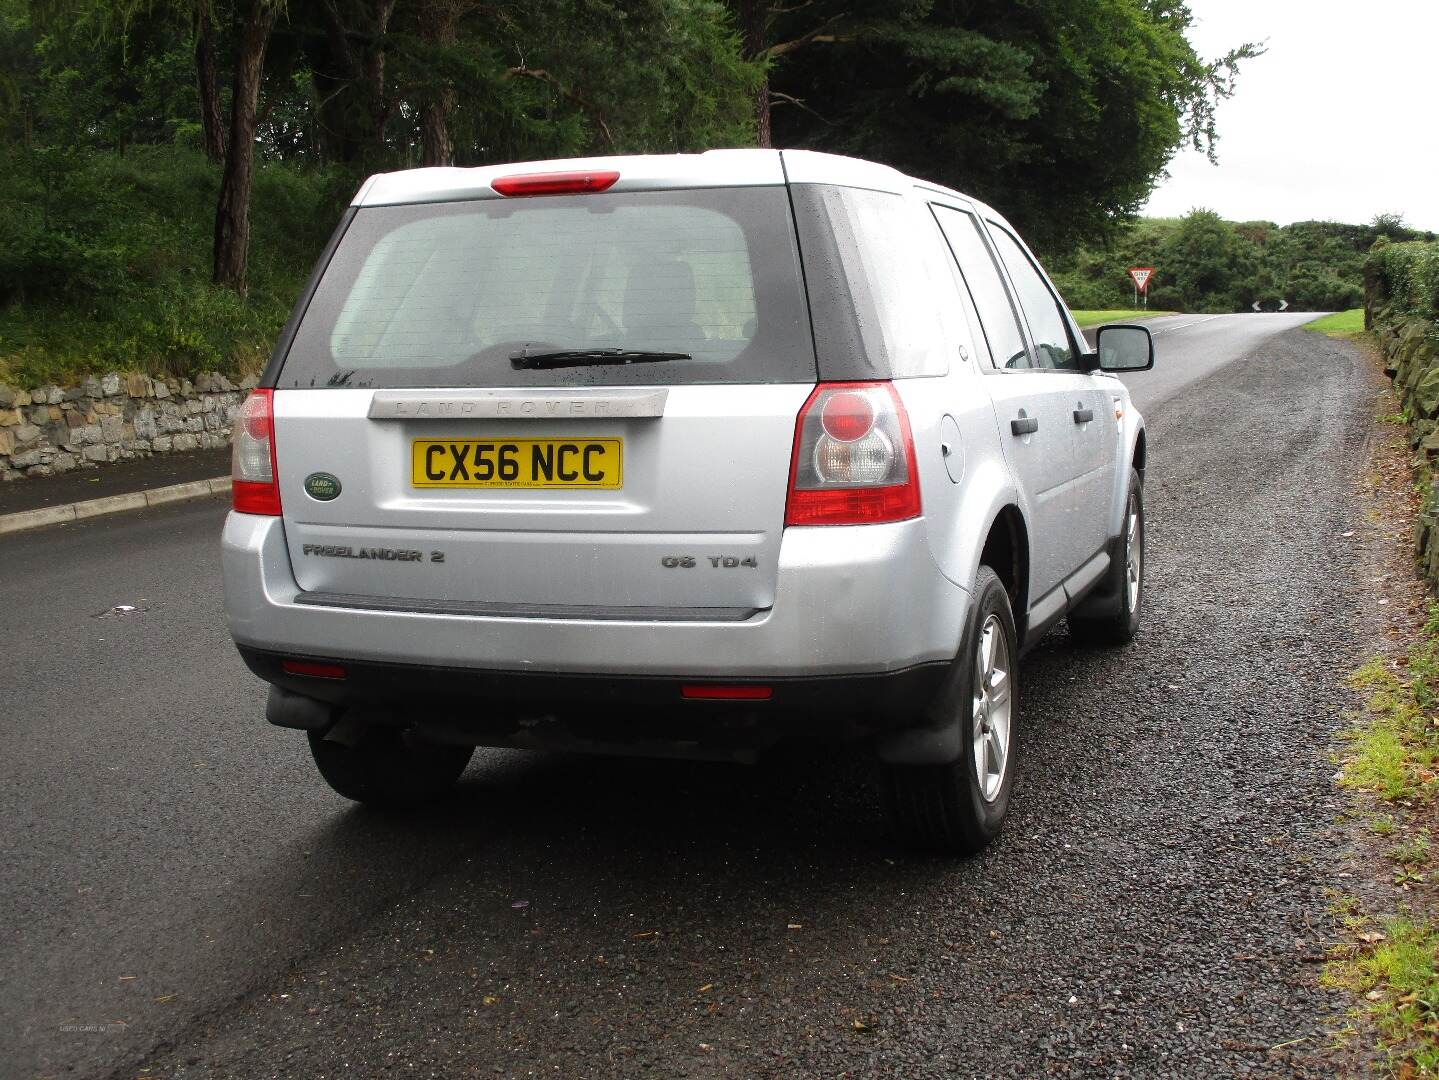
<box><xmin>133</xmin><ymin>329</ymin><xmax>1377</xmax><ymax>1079</ymax></box>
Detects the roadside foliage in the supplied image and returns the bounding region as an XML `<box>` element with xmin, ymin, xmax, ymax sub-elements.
<box><xmin>0</xmin><ymin>0</ymin><xmax>1258</xmax><ymax>389</ymax></box>
<box><xmin>1051</xmin><ymin>213</ymin><xmax>1434</xmax><ymax>316</ymax></box>
<box><xmin>1329</xmin><ymin>238</ymin><xmax>1439</xmax><ymax>1076</ymax></box>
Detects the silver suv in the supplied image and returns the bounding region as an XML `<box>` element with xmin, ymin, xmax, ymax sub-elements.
<box><xmin>222</xmin><ymin>149</ymin><xmax>1153</xmax><ymax>853</ymax></box>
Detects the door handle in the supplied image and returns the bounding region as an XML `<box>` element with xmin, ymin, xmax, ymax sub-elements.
<box><xmin>1010</xmin><ymin>416</ymin><xmax>1038</xmax><ymax>436</ymax></box>
<box><xmin>1073</xmin><ymin>408</ymin><xmax>1094</xmax><ymax>424</ymax></box>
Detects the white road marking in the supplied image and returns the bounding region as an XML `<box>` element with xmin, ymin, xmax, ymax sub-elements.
<box><xmin>1152</xmin><ymin>315</ymin><xmax>1225</xmax><ymax>337</ymax></box>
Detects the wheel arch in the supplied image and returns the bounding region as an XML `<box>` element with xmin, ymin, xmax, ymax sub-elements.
<box><xmin>978</xmin><ymin>503</ymin><xmax>1030</xmax><ymax>630</ymax></box>
<box><xmin>1101</xmin><ymin>420</ymin><xmax>1146</xmax><ymax>539</ymax></box>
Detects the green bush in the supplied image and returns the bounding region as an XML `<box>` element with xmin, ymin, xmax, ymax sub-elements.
<box><xmin>1050</xmin><ymin>270</ymin><xmax>1120</xmax><ymax>312</ymax></box>
<box><xmin>0</xmin><ymin>145</ymin><xmax>351</xmax><ymax>388</ymax></box>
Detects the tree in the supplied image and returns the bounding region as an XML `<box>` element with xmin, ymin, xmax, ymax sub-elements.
<box><xmin>295</xmin><ymin>0</ymin><xmax>398</xmax><ymax>166</ymax></box>
<box><xmin>2</xmin><ymin>0</ymin><xmax>203</xmax><ymax>153</ymax></box>
<box><xmin>732</xmin><ymin>0</ymin><xmax>771</xmax><ymax>147</ymax></box>
<box><xmin>5</xmin><ymin>0</ymin><xmax>761</xmax><ymax>297</ymax></box>
<box><xmin>194</xmin><ymin>2</ymin><xmax>225</xmax><ymax>161</ymax></box>
<box><xmin>212</xmin><ymin>0</ymin><xmax>280</xmax><ymax>292</ymax></box>
<box><xmin>503</xmin><ymin>0</ymin><xmax>759</xmax><ymax>158</ymax></box>
<box><xmin>1159</xmin><ymin>209</ymin><xmax>1254</xmax><ymax>310</ymax></box>
<box><xmin>415</xmin><ymin>0</ymin><xmax>461</xmax><ymax>165</ymax></box>
<box><xmin>735</xmin><ymin>0</ymin><xmax>1260</xmax><ymax>253</ymax></box>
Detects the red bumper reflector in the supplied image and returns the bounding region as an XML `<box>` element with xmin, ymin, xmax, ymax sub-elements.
<box><xmin>282</xmin><ymin>659</ymin><xmax>347</xmax><ymax>680</ymax></box>
<box><xmin>491</xmin><ymin>170</ymin><xmax>620</xmax><ymax>197</ymax></box>
<box><xmin>681</xmin><ymin>684</ymin><xmax>773</xmax><ymax>701</ymax></box>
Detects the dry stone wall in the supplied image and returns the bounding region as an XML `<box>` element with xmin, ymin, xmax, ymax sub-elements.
<box><xmin>0</xmin><ymin>372</ymin><xmax>255</xmax><ymax>482</ymax></box>
<box><xmin>1367</xmin><ymin>239</ymin><xmax>1439</xmax><ymax>583</ymax></box>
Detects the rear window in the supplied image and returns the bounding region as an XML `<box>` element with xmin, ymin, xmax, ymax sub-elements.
<box><xmin>276</xmin><ymin>187</ymin><xmax>815</xmax><ymax>388</ymax></box>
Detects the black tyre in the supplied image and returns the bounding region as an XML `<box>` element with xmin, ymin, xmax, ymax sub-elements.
<box><xmin>1068</xmin><ymin>466</ymin><xmax>1144</xmax><ymax>647</ymax></box>
<box><xmin>308</xmin><ymin>724</ymin><xmax>474</xmax><ymax>808</ymax></box>
<box><xmin>882</xmin><ymin>566</ymin><xmax>1017</xmax><ymax>854</ymax></box>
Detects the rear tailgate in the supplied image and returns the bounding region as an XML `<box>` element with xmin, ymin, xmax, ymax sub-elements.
<box><xmin>266</xmin><ymin>175</ymin><xmax>816</xmax><ymax>618</ymax></box>
<box><xmin>273</xmin><ymin>384</ymin><xmax>808</xmax><ymax>616</ymax></box>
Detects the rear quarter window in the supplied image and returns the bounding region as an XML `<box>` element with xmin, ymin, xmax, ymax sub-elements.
<box><xmin>277</xmin><ymin>187</ymin><xmax>815</xmax><ymax>388</ymax></box>
<box><xmin>789</xmin><ymin>184</ymin><xmax>957</xmax><ymax>380</ymax></box>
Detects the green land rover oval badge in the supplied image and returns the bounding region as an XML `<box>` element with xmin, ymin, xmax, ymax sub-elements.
<box><xmin>304</xmin><ymin>472</ymin><xmax>342</xmax><ymax>501</ymax></box>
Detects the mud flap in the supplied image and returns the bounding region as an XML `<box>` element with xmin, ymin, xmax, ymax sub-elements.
<box><xmin>1068</xmin><ymin>532</ymin><xmax>1126</xmax><ymax>620</ymax></box>
<box><xmin>875</xmin><ymin>625</ymin><xmax>971</xmax><ymax>766</ymax></box>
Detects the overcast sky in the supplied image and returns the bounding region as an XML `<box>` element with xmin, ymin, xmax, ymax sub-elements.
<box><xmin>1141</xmin><ymin>0</ymin><xmax>1439</xmax><ymax>230</ymax></box>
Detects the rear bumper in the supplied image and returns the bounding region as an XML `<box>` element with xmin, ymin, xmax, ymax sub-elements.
<box><xmin>222</xmin><ymin>512</ymin><xmax>970</xmax><ymax>679</ymax></box>
<box><xmin>243</xmin><ymin>645</ymin><xmax>949</xmax><ymax>728</ymax></box>
<box><xmin>246</xmin><ymin>648</ymin><xmax>952</xmax><ymax>760</ymax></box>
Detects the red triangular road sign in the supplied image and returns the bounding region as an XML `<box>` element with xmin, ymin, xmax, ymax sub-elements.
<box><xmin>1128</xmin><ymin>267</ymin><xmax>1154</xmax><ymax>293</ymax></box>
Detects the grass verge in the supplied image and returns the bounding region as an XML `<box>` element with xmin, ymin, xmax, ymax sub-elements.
<box><xmin>1070</xmin><ymin>309</ymin><xmax>1177</xmax><ymax>328</ymax></box>
<box><xmin>1307</xmin><ymin>310</ymin><xmax>1367</xmax><ymax>338</ymax></box>
<box><xmin>1331</xmin><ymin>604</ymin><xmax>1439</xmax><ymax>1073</ymax></box>
<box><xmin>1327</xmin><ymin>913</ymin><xmax>1439</xmax><ymax>1076</ymax></box>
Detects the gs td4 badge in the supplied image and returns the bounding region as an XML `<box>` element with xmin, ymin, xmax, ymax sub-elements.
<box><xmin>304</xmin><ymin>472</ymin><xmax>342</xmax><ymax>501</ymax></box>
<box><xmin>661</xmin><ymin>555</ymin><xmax>759</xmax><ymax>569</ymax></box>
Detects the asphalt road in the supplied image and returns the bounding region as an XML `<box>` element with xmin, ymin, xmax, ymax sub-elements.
<box><xmin>2</xmin><ymin>311</ymin><xmax>1372</xmax><ymax>1078</ymax></box>
<box><xmin>1103</xmin><ymin>311</ymin><xmax>1324</xmax><ymax>412</ymax></box>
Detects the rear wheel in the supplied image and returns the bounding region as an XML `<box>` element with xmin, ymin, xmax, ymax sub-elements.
<box><xmin>882</xmin><ymin>566</ymin><xmax>1017</xmax><ymax>854</ymax></box>
<box><xmin>308</xmin><ymin>724</ymin><xmax>473</xmax><ymax>808</ymax></box>
<box><xmin>1068</xmin><ymin>467</ymin><xmax>1144</xmax><ymax>646</ymax></box>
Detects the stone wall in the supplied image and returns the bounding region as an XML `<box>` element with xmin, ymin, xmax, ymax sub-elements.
<box><xmin>1367</xmin><ymin>240</ymin><xmax>1439</xmax><ymax>584</ymax></box>
<box><xmin>0</xmin><ymin>372</ymin><xmax>255</xmax><ymax>482</ymax></box>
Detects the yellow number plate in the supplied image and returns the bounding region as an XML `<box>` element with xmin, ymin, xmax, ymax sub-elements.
<box><xmin>412</xmin><ymin>438</ymin><xmax>623</xmax><ymax>489</ymax></box>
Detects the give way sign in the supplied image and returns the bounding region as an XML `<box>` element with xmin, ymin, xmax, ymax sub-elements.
<box><xmin>1128</xmin><ymin>267</ymin><xmax>1155</xmax><ymax>293</ymax></box>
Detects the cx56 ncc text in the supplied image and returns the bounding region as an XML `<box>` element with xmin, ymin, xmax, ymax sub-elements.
<box><xmin>221</xmin><ymin>149</ymin><xmax>1154</xmax><ymax>854</ymax></box>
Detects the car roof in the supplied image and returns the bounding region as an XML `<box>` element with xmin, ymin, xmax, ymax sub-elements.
<box><xmin>352</xmin><ymin>148</ymin><xmax>1009</xmax><ymax>227</ymax></box>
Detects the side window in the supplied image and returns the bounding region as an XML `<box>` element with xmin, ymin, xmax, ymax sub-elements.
<box><xmin>986</xmin><ymin>222</ymin><xmax>1077</xmax><ymax>370</ymax></box>
<box><xmin>931</xmin><ymin>205</ymin><xmax>1031</xmax><ymax>371</ymax></box>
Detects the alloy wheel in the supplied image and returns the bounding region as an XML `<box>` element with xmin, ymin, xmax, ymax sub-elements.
<box><xmin>1125</xmin><ymin>493</ymin><xmax>1143</xmax><ymax>613</ymax></box>
<box><xmin>971</xmin><ymin>614</ymin><xmax>1012</xmax><ymax>802</ymax></box>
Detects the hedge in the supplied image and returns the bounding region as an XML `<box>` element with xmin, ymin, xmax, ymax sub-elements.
<box><xmin>1368</xmin><ymin>239</ymin><xmax>1439</xmax><ymax>327</ymax></box>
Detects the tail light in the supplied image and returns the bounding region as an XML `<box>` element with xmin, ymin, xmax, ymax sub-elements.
<box><xmin>785</xmin><ymin>381</ymin><xmax>921</xmax><ymax>526</ymax></box>
<box><xmin>232</xmin><ymin>388</ymin><xmax>281</xmax><ymax>516</ymax></box>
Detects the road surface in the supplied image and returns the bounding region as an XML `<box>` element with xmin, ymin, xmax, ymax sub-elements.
<box><xmin>2</xmin><ymin>311</ymin><xmax>1369</xmax><ymax>1078</ymax></box>
<box><xmin>1111</xmin><ymin>312</ymin><xmax>1323</xmax><ymax>412</ymax></box>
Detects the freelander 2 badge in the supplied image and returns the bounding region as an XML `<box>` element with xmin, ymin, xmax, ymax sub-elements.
<box><xmin>303</xmin><ymin>472</ymin><xmax>342</xmax><ymax>501</ymax></box>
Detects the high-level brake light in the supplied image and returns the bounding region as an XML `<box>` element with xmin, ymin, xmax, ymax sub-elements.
<box><xmin>491</xmin><ymin>171</ymin><xmax>621</xmax><ymax>197</ymax></box>
<box><xmin>232</xmin><ymin>388</ymin><xmax>281</xmax><ymax>516</ymax></box>
<box><xmin>785</xmin><ymin>381</ymin><xmax>921</xmax><ymax>526</ymax></box>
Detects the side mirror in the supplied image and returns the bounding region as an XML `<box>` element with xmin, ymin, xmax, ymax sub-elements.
<box><xmin>1092</xmin><ymin>324</ymin><xmax>1154</xmax><ymax>372</ymax></box>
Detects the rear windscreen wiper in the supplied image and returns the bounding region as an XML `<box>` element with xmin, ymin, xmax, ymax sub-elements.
<box><xmin>509</xmin><ymin>348</ymin><xmax>692</xmax><ymax>370</ymax></box>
